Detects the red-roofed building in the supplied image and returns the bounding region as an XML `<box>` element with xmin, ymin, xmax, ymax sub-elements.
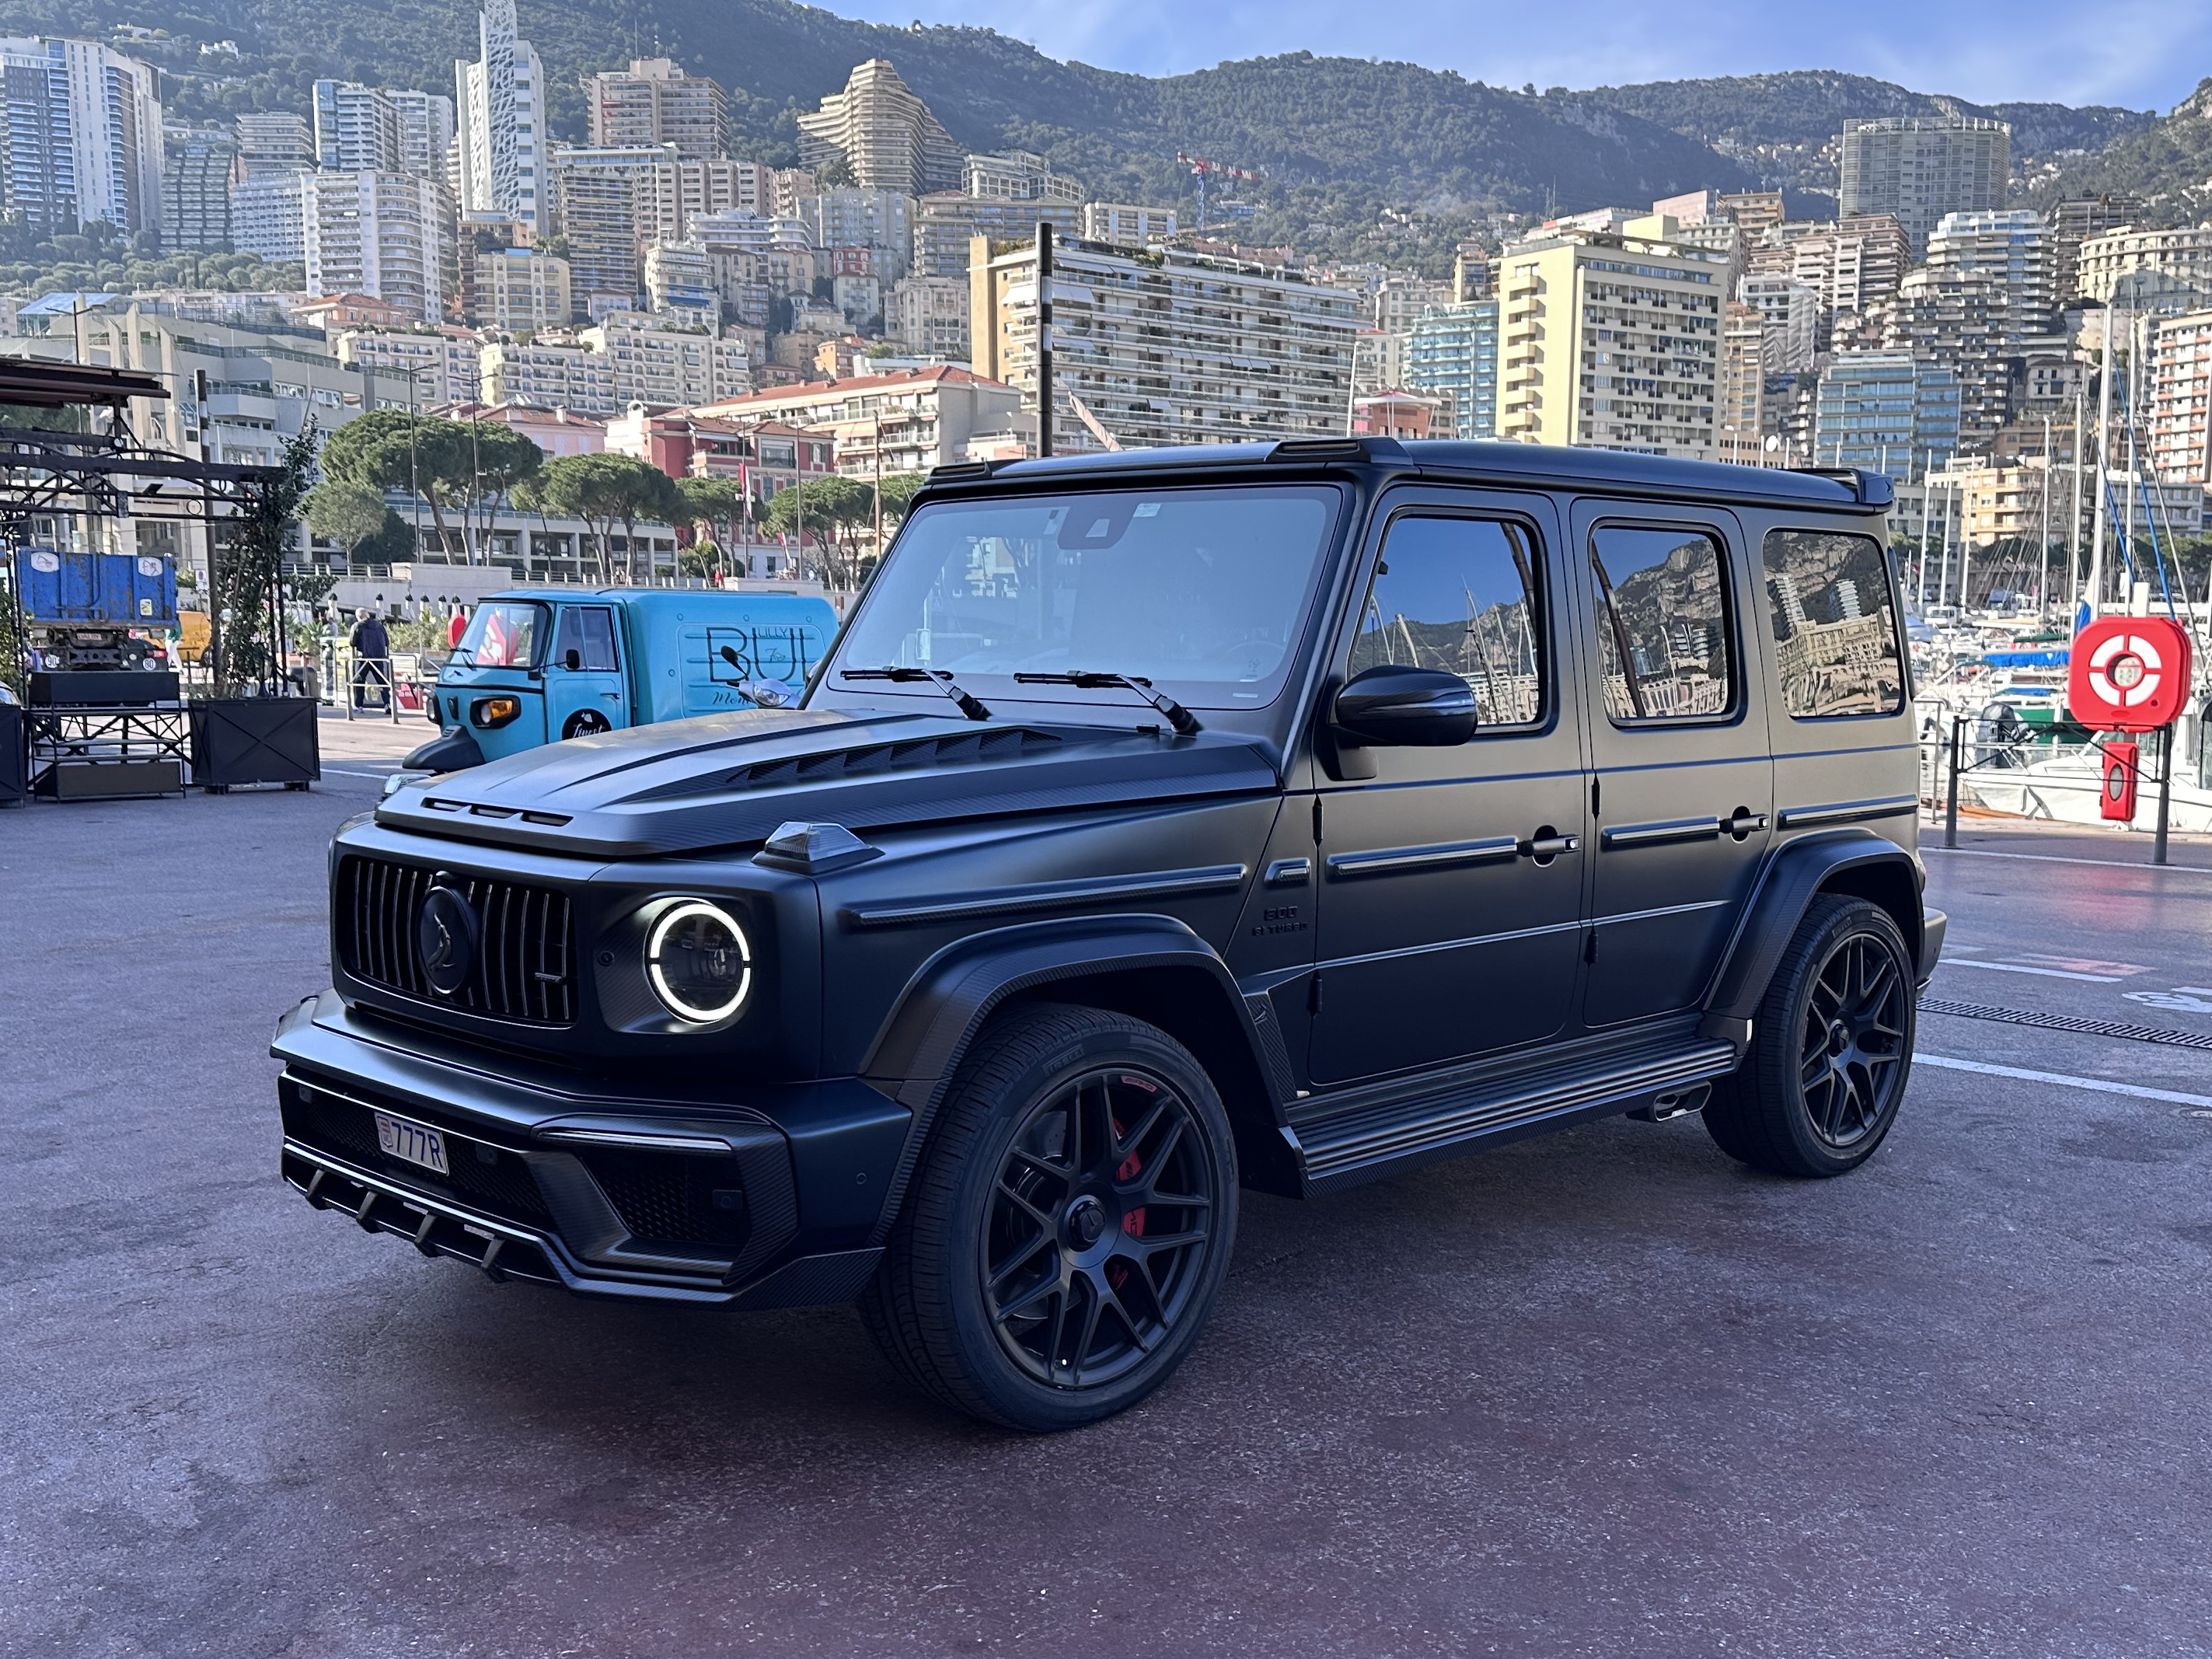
<box><xmin>607</xmin><ymin>408</ymin><xmax>833</xmax><ymax>503</ymax></box>
<box><xmin>434</xmin><ymin>401</ymin><xmax>608</xmax><ymax>458</ymax></box>
<box><xmin>689</xmin><ymin>364</ymin><xmax>1027</xmax><ymax>476</ymax></box>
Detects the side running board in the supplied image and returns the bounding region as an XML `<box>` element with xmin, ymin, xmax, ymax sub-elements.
<box><xmin>1288</xmin><ymin>1040</ymin><xmax>1738</xmax><ymax>1195</ymax></box>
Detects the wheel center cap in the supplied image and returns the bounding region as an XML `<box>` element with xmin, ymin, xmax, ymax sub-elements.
<box><xmin>1066</xmin><ymin>1195</ymin><xmax>1107</xmax><ymax>1249</ymax></box>
<box><xmin>1828</xmin><ymin>1019</ymin><xmax>1851</xmax><ymax>1057</ymax></box>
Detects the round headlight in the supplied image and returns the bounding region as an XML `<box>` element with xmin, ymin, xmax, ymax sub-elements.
<box><xmin>645</xmin><ymin>900</ymin><xmax>752</xmax><ymax>1023</ymax></box>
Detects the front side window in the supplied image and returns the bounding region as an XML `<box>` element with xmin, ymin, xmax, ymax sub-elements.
<box><xmin>455</xmin><ymin>600</ymin><xmax>544</xmax><ymax>669</ymax></box>
<box><xmin>1350</xmin><ymin>515</ymin><xmax>1544</xmax><ymax>727</ymax></box>
<box><xmin>1589</xmin><ymin>525</ymin><xmax>1733</xmax><ymax>723</ymax></box>
<box><xmin>836</xmin><ymin>485</ymin><xmax>1342</xmax><ymax>711</ymax></box>
<box><xmin>1762</xmin><ymin>529</ymin><xmax>1905</xmax><ymax>718</ymax></box>
<box><xmin>553</xmin><ymin>605</ymin><xmax>619</xmax><ymax>672</ymax></box>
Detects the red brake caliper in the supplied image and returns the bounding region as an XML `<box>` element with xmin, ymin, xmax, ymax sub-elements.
<box><xmin>1108</xmin><ymin>1082</ymin><xmax>1150</xmax><ymax>1293</ymax></box>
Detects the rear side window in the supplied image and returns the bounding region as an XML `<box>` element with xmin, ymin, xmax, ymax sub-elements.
<box><xmin>1350</xmin><ymin>515</ymin><xmax>1544</xmax><ymax>726</ymax></box>
<box><xmin>554</xmin><ymin>606</ymin><xmax>619</xmax><ymax>672</ymax></box>
<box><xmin>1761</xmin><ymin>529</ymin><xmax>1905</xmax><ymax>718</ymax></box>
<box><xmin>1588</xmin><ymin>526</ymin><xmax>1733</xmax><ymax>723</ymax></box>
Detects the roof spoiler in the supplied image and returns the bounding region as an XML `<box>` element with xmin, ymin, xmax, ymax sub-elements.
<box><xmin>927</xmin><ymin>459</ymin><xmax>1000</xmax><ymax>483</ymax></box>
<box><xmin>1266</xmin><ymin>436</ymin><xmax>1410</xmax><ymax>463</ymax></box>
<box><xmin>1790</xmin><ymin>466</ymin><xmax>1895</xmax><ymax>510</ymax></box>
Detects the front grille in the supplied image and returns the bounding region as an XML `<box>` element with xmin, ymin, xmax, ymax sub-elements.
<box><xmin>578</xmin><ymin>1146</ymin><xmax>750</xmax><ymax>1251</ymax></box>
<box><xmin>337</xmin><ymin>854</ymin><xmax>577</xmax><ymax>1025</ymax></box>
<box><xmin>282</xmin><ymin>1080</ymin><xmax>555</xmax><ymax>1226</ymax></box>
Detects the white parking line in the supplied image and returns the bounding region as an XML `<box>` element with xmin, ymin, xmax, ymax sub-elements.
<box><xmin>1924</xmin><ymin>847</ymin><xmax>2212</xmax><ymax>875</ymax></box>
<box><xmin>1938</xmin><ymin>959</ymin><xmax>2125</xmax><ymax>983</ymax></box>
<box><xmin>1916</xmin><ymin>1053</ymin><xmax>2212</xmax><ymax>1109</ymax></box>
<box><xmin>322</xmin><ymin>767</ymin><xmax>398</xmax><ymax>779</ymax></box>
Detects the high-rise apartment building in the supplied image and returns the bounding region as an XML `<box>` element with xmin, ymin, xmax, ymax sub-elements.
<box><xmin>1082</xmin><ymin>203</ymin><xmax>1177</xmax><ymax>246</ymax></box>
<box><xmin>235</xmin><ymin>111</ymin><xmax>314</xmax><ymax>177</ymax></box>
<box><xmin>302</xmin><ymin>171</ymin><xmax>451</xmax><ymax>323</ymax></box>
<box><xmin>963</xmin><ymin>151</ymin><xmax>1082</xmax><ymax>203</ymax></box>
<box><xmin>1373</xmin><ymin>272</ymin><xmax>1452</xmax><ymax>335</ymax></box>
<box><xmin>335</xmin><ymin>327</ymin><xmax>483</xmax><ymax>405</ymax></box>
<box><xmin>1402</xmin><ymin>301</ymin><xmax>1499</xmax><ymax>440</ymax></box>
<box><xmin>2075</xmin><ymin>225</ymin><xmax>2212</xmax><ymax>307</ymax></box>
<box><xmin>1736</xmin><ymin>274</ymin><xmax>1819</xmax><ymax>375</ymax></box>
<box><xmin>162</xmin><ymin>126</ymin><xmax>235</xmax><ymax>250</ymax></box>
<box><xmin>312</xmin><ymin>81</ymin><xmax>402</xmax><ymax>173</ymax></box>
<box><xmin>550</xmin><ymin>142</ymin><xmax>677</xmax><ymax>306</ymax></box>
<box><xmin>0</xmin><ymin>37</ymin><xmax>162</xmax><ymax>236</ymax></box>
<box><xmin>456</xmin><ymin>0</ymin><xmax>550</xmax><ymax>237</ymax></box>
<box><xmin>390</xmin><ymin>90</ymin><xmax>456</xmax><ymax>183</ymax></box>
<box><xmin>1718</xmin><ymin>301</ymin><xmax>1766</xmax><ymax>465</ymax></box>
<box><xmin>2148</xmin><ymin>309</ymin><xmax>2212</xmax><ymax>485</ymax></box>
<box><xmin>584</xmin><ymin>58</ymin><xmax>728</xmax><ymax>158</ymax></box>
<box><xmin>229</xmin><ymin>169</ymin><xmax>309</xmax><ymax>262</ymax></box>
<box><xmin>1718</xmin><ymin>191</ymin><xmax>1785</xmax><ymax>236</ymax></box>
<box><xmin>1838</xmin><ymin>116</ymin><xmax>2010</xmax><ymax>257</ymax></box>
<box><xmin>972</xmin><ymin>236</ymin><xmax>1360</xmax><ymax>449</ymax></box>
<box><xmin>1927</xmin><ymin>209</ymin><xmax>2056</xmax><ymax>331</ymax></box>
<box><xmin>473</xmin><ymin>246</ymin><xmax>573</xmax><ymax>329</ymax></box>
<box><xmin>795</xmin><ymin>60</ymin><xmax>961</xmax><ymax>197</ymax></box>
<box><xmin>1495</xmin><ymin>221</ymin><xmax>1728</xmax><ymax>460</ymax></box>
<box><xmin>888</xmin><ymin>274</ymin><xmax>969</xmax><ymax>359</ymax></box>
<box><xmin>799</xmin><ymin>188</ymin><xmax>914</xmax><ymax>278</ymax></box>
<box><xmin>916</xmin><ymin>194</ymin><xmax>1080</xmax><ymax>278</ymax></box>
<box><xmin>1813</xmin><ymin>351</ymin><xmax>1961</xmax><ymax>480</ymax></box>
<box><xmin>1744</xmin><ymin>214</ymin><xmax>1910</xmax><ymax>335</ymax></box>
<box><xmin>1877</xmin><ymin>267</ymin><xmax>2026</xmax><ymax>452</ymax></box>
<box><xmin>2050</xmin><ymin>194</ymin><xmax>2144</xmax><ymax>305</ymax></box>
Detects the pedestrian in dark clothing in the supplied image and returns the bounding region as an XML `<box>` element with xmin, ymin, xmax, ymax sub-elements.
<box><xmin>350</xmin><ymin>609</ymin><xmax>391</xmax><ymax>709</ymax></box>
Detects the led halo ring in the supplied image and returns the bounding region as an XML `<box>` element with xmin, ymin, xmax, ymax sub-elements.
<box><xmin>644</xmin><ymin>899</ymin><xmax>753</xmax><ymax>1023</ymax></box>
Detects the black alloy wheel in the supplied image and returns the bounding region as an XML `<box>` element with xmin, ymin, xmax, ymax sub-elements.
<box><xmin>984</xmin><ymin>1067</ymin><xmax>1218</xmax><ymax>1388</ymax></box>
<box><xmin>1705</xmin><ymin>894</ymin><xmax>1917</xmax><ymax>1177</ymax></box>
<box><xmin>862</xmin><ymin>1004</ymin><xmax>1239</xmax><ymax>1430</ymax></box>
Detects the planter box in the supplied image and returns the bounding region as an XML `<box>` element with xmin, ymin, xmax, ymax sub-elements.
<box><xmin>0</xmin><ymin>704</ymin><xmax>23</xmax><ymax>806</ymax></box>
<box><xmin>190</xmin><ymin>697</ymin><xmax>321</xmax><ymax>791</ymax></box>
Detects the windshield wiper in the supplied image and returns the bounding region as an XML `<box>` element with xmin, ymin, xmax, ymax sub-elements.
<box><xmin>840</xmin><ymin>665</ymin><xmax>992</xmax><ymax>722</ymax></box>
<box><xmin>1013</xmin><ymin>671</ymin><xmax>1200</xmax><ymax>735</ymax></box>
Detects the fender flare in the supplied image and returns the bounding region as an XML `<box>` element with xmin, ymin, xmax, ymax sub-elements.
<box><xmin>1701</xmin><ymin>829</ymin><xmax>1922</xmax><ymax>1036</ymax></box>
<box><xmin>858</xmin><ymin>914</ymin><xmax>1279</xmax><ymax>1242</ymax></box>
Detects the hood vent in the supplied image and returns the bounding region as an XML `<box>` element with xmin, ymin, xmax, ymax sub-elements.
<box><xmin>723</xmin><ymin>725</ymin><xmax>1066</xmax><ymax>792</ymax></box>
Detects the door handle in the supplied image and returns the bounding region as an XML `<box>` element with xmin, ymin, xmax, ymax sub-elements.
<box><xmin>1720</xmin><ymin>809</ymin><xmax>1768</xmax><ymax>839</ymax></box>
<box><xmin>1518</xmin><ymin>832</ymin><xmax>1580</xmax><ymax>861</ymax></box>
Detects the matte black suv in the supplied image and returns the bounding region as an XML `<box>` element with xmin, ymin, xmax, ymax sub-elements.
<box><xmin>275</xmin><ymin>437</ymin><xmax>1945</xmax><ymax>1430</ymax></box>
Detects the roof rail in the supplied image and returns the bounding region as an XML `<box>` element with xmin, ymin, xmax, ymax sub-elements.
<box><xmin>1267</xmin><ymin>435</ymin><xmax>1410</xmax><ymax>463</ymax></box>
<box><xmin>1789</xmin><ymin>465</ymin><xmax>1895</xmax><ymax>509</ymax></box>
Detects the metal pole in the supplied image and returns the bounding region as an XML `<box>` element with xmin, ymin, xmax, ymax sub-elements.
<box><xmin>2070</xmin><ymin>387</ymin><xmax>2086</xmax><ymax>615</ymax></box>
<box><xmin>2089</xmin><ymin>303</ymin><xmax>2115</xmax><ymax>616</ymax></box>
<box><xmin>2154</xmin><ymin>721</ymin><xmax>2174</xmax><ymax>867</ymax></box>
<box><xmin>1917</xmin><ymin>452</ymin><xmax>1934</xmax><ymax>609</ymax></box>
<box><xmin>1945</xmin><ymin>716</ymin><xmax>1963</xmax><ymax>849</ymax></box>
<box><xmin>2039</xmin><ymin>413</ymin><xmax>2052</xmax><ymax>616</ymax></box>
<box><xmin>1035</xmin><ymin>222</ymin><xmax>1054</xmax><ymax>459</ymax></box>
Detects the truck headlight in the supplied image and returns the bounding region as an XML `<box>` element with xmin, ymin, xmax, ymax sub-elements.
<box><xmin>471</xmin><ymin>695</ymin><xmax>522</xmax><ymax>728</ymax></box>
<box><xmin>645</xmin><ymin>900</ymin><xmax>752</xmax><ymax>1023</ymax></box>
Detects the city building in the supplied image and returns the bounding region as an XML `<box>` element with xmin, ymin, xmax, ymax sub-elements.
<box><xmin>972</xmin><ymin>236</ymin><xmax>1360</xmax><ymax>450</ymax></box>
<box><xmin>1451</xmin><ymin>243</ymin><xmax>1493</xmax><ymax>302</ymax></box>
<box><xmin>433</xmin><ymin>399</ymin><xmax>606</xmax><ymax>457</ymax></box>
<box><xmin>693</xmin><ymin>365</ymin><xmax>1024</xmax><ymax>474</ymax></box>
<box><xmin>473</xmin><ymin>246</ymin><xmax>573</xmax><ymax>330</ymax></box>
<box><xmin>455</xmin><ymin>0</ymin><xmax>551</xmax><ymax>238</ymax></box>
<box><xmin>312</xmin><ymin>80</ymin><xmax>402</xmax><ymax>173</ymax></box>
<box><xmin>584</xmin><ymin>58</ymin><xmax>727</xmax><ymax>158</ymax></box>
<box><xmin>1082</xmin><ymin>203</ymin><xmax>1176</xmax><ymax>245</ymax></box>
<box><xmin>586</xmin><ymin>310</ymin><xmax>752</xmax><ymax>408</ymax></box>
<box><xmin>963</xmin><ymin>151</ymin><xmax>1082</xmax><ymax>203</ymax></box>
<box><xmin>1744</xmin><ymin>214</ymin><xmax>1910</xmax><ymax>335</ymax></box>
<box><xmin>478</xmin><ymin>334</ymin><xmax>619</xmax><ymax>413</ymax></box>
<box><xmin>1495</xmin><ymin>219</ymin><xmax>1729</xmax><ymax>460</ymax></box>
<box><xmin>1737</xmin><ymin>274</ymin><xmax>1819</xmax><ymax>374</ymax></box>
<box><xmin>796</xmin><ymin>59</ymin><xmax>962</xmax><ymax>197</ymax></box>
<box><xmin>888</xmin><ymin>274</ymin><xmax>969</xmax><ymax>360</ymax></box>
<box><xmin>229</xmin><ymin>169</ymin><xmax>309</xmax><ymax>263</ymax></box>
<box><xmin>335</xmin><ymin>327</ymin><xmax>484</xmax><ymax>405</ymax></box>
<box><xmin>2075</xmin><ymin>225</ymin><xmax>2212</xmax><ymax>308</ymax></box>
<box><xmin>548</xmin><ymin>142</ymin><xmax>678</xmax><ymax>306</ymax></box>
<box><xmin>1875</xmin><ymin>268</ymin><xmax>2024</xmax><ymax>452</ymax></box>
<box><xmin>1718</xmin><ymin>301</ymin><xmax>1766</xmax><ymax>466</ymax></box>
<box><xmin>2148</xmin><ymin>309</ymin><xmax>2212</xmax><ymax>486</ymax></box>
<box><xmin>2050</xmin><ymin>194</ymin><xmax>2144</xmax><ymax>305</ymax></box>
<box><xmin>916</xmin><ymin>194</ymin><xmax>1080</xmax><ymax>278</ymax></box>
<box><xmin>162</xmin><ymin>126</ymin><xmax>235</xmax><ymax>251</ymax></box>
<box><xmin>1927</xmin><ymin>209</ymin><xmax>2056</xmax><ymax>331</ymax></box>
<box><xmin>1373</xmin><ymin>272</ymin><xmax>1452</xmax><ymax>334</ymax></box>
<box><xmin>799</xmin><ymin>188</ymin><xmax>914</xmax><ymax>278</ymax></box>
<box><xmin>302</xmin><ymin>171</ymin><xmax>451</xmax><ymax>323</ymax></box>
<box><xmin>1813</xmin><ymin>351</ymin><xmax>1961</xmax><ymax>480</ymax></box>
<box><xmin>390</xmin><ymin>90</ymin><xmax>456</xmax><ymax>183</ymax></box>
<box><xmin>1838</xmin><ymin>115</ymin><xmax>2011</xmax><ymax>256</ymax></box>
<box><xmin>234</xmin><ymin>110</ymin><xmax>314</xmax><ymax>177</ymax></box>
<box><xmin>1718</xmin><ymin>191</ymin><xmax>1785</xmax><ymax>236</ymax></box>
<box><xmin>644</xmin><ymin>239</ymin><xmax>719</xmax><ymax>321</ymax></box>
<box><xmin>289</xmin><ymin>292</ymin><xmax>412</xmax><ymax>331</ymax></box>
<box><xmin>0</xmin><ymin>36</ymin><xmax>163</xmax><ymax>236</ymax></box>
<box><xmin>1403</xmin><ymin>300</ymin><xmax>1499</xmax><ymax>440</ymax></box>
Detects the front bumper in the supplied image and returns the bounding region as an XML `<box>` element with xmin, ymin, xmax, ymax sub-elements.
<box><xmin>272</xmin><ymin>991</ymin><xmax>908</xmax><ymax>1308</ymax></box>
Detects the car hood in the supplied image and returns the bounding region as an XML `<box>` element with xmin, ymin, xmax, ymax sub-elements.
<box><xmin>372</xmin><ymin>707</ymin><xmax>1282</xmax><ymax>858</ymax></box>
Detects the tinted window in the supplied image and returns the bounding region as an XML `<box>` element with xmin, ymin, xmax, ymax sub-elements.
<box><xmin>1762</xmin><ymin>529</ymin><xmax>1905</xmax><ymax>718</ymax></box>
<box><xmin>1350</xmin><ymin>516</ymin><xmax>1544</xmax><ymax>726</ymax></box>
<box><xmin>1589</xmin><ymin>526</ymin><xmax>1732</xmax><ymax>722</ymax></box>
<box><xmin>555</xmin><ymin>606</ymin><xmax>619</xmax><ymax>672</ymax></box>
<box><xmin>839</xmin><ymin>486</ymin><xmax>1339</xmax><ymax>711</ymax></box>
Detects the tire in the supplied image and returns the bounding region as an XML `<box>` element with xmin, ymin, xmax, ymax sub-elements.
<box><xmin>860</xmin><ymin>1003</ymin><xmax>1240</xmax><ymax>1431</ymax></box>
<box><xmin>560</xmin><ymin>709</ymin><xmax>612</xmax><ymax>739</ymax></box>
<box><xmin>1704</xmin><ymin>894</ymin><xmax>1916</xmax><ymax>1178</ymax></box>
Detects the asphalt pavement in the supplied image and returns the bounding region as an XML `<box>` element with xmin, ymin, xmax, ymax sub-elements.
<box><xmin>3</xmin><ymin>773</ymin><xmax>2210</xmax><ymax>1659</ymax></box>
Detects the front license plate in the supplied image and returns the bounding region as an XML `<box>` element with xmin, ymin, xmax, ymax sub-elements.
<box><xmin>374</xmin><ymin>1111</ymin><xmax>450</xmax><ymax>1175</ymax></box>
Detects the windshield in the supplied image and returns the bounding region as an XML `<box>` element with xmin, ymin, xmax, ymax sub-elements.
<box><xmin>455</xmin><ymin>600</ymin><xmax>545</xmax><ymax>669</ymax></box>
<box><xmin>833</xmin><ymin>484</ymin><xmax>1342</xmax><ymax>711</ymax></box>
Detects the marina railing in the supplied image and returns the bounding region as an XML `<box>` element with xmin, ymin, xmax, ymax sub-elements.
<box><xmin>1921</xmin><ymin>718</ymin><xmax>2179</xmax><ymax>864</ymax></box>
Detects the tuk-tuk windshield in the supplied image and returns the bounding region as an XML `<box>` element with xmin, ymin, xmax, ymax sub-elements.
<box><xmin>455</xmin><ymin>600</ymin><xmax>545</xmax><ymax>669</ymax></box>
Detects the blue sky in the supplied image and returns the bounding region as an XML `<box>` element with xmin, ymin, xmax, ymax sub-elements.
<box><xmin>840</xmin><ymin>0</ymin><xmax>2212</xmax><ymax>110</ymax></box>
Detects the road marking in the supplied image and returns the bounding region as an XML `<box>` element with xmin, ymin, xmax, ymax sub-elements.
<box><xmin>1924</xmin><ymin>847</ymin><xmax>2212</xmax><ymax>875</ymax></box>
<box><xmin>1937</xmin><ymin>959</ymin><xmax>2126</xmax><ymax>983</ymax></box>
<box><xmin>1916</xmin><ymin>1053</ymin><xmax>2212</xmax><ymax>1109</ymax></box>
<box><xmin>323</xmin><ymin>766</ymin><xmax>399</xmax><ymax>780</ymax></box>
<box><xmin>2123</xmin><ymin>987</ymin><xmax>2212</xmax><ymax>1015</ymax></box>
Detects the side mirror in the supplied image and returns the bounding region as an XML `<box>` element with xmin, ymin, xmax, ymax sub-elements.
<box><xmin>563</xmin><ymin>648</ymin><xmax>582</xmax><ymax>672</ymax></box>
<box><xmin>1333</xmin><ymin>664</ymin><xmax>1478</xmax><ymax>748</ymax></box>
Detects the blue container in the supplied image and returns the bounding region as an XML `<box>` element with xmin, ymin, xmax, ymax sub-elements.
<box><xmin>16</xmin><ymin>548</ymin><xmax>179</xmax><ymax>628</ymax></box>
